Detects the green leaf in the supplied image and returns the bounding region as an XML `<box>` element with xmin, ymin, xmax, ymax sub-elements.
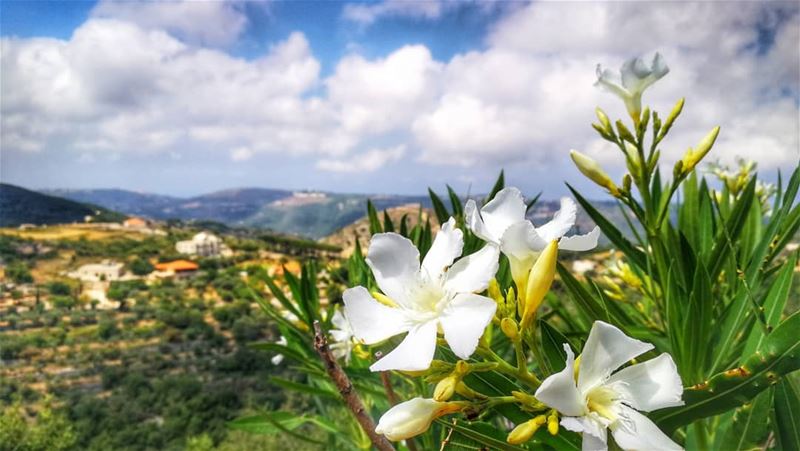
<box><xmin>708</xmin><ymin>176</ymin><xmax>756</xmax><ymax>280</ymax></box>
<box><xmin>228</xmin><ymin>412</ymin><xmax>336</xmax><ymax>444</ymax></box>
<box><xmin>567</xmin><ymin>184</ymin><xmax>648</xmax><ymax>271</ymax></box>
<box><xmin>486</xmin><ymin>170</ymin><xmax>505</xmax><ymax>204</ymax></box>
<box><xmin>717</xmin><ymin>390</ymin><xmax>772</xmax><ymax>451</ymax></box>
<box><xmin>654</xmin><ymin>310</ymin><xmax>800</xmax><ymax>432</ymax></box>
<box><xmin>249</xmin><ymin>342</ymin><xmax>306</xmax><ymax>363</ymax></box>
<box><xmin>742</xmin><ymin>253</ymin><xmax>797</xmax><ymax>362</ymax></box>
<box><xmin>429</xmin><ymin>188</ymin><xmax>451</xmax><ymax>225</ymax></box>
<box><xmin>366</xmin><ymin>199</ymin><xmax>382</xmax><ymax>235</ymax></box>
<box><xmin>539</xmin><ymin>320</ymin><xmax>571</xmax><ymax>376</ymax></box>
<box><xmin>525</xmin><ymin>192</ymin><xmax>542</xmax><ymax>213</ymax></box>
<box><xmin>268</xmin><ymin>376</ymin><xmax>339</xmax><ymax>400</ymax></box>
<box><xmin>435</xmin><ymin>419</ymin><xmax>526</xmax><ymax>451</ymax></box>
<box><xmin>383</xmin><ymin>210</ymin><xmax>395</xmax><ymax>233</ymax></box>
<box><xmin>773</xmin><ymin>375</ymin><xmax>800</xmax><ymax>450</ymax></box>
<box><xmin>446</xmin><ymin>185</ymin><xmax>464</xmax><ymax>219</ymax></box>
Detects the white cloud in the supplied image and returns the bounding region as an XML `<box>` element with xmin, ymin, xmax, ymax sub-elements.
<box><xmin>1</xmin><ymin>1</ymin><xmax>797</xmax><ymax>189</ymax></box>
<box><xmin>342</xmin><ymin>0</ymin><xmax>446</xmax><ymax>26</ymax></box>
<box><xmin>90</xmin><ymin>0</ymin><xmax>252</xmax><ymax>47</ymax></box>
<box><xmin>230</xmin><ymin>146</ymin><xmax>254</xmax><ymax>162</ymax></box>
<box><xmin>1</xmin><ymin>22</ymin><xmax>348</xmax><ymax>158</ymax></box>
<box><xmin>326</xmin><ymin>45</ymin><xmax>443</xmax><ymax>135</ymax></box>
<box><xmin>317</xmin><ymin>145</ymin><xmax>406</xmax><ymax>173</ymax></box>
<box><xmin>410</xmin><ymin>2</ymin><xmax>800</xmax><ymax>172</ymax></box>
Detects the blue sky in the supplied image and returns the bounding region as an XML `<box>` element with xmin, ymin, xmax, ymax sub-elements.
<box><xmin>1</xmin><ymin>1</ymin><xmax>798</xmax><ymax>197</ymax></box>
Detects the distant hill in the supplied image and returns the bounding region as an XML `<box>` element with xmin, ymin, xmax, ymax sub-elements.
<box><xmin>43</xmin><ymin>188</ymin><xmax>180</xmax><ymax>218</ymax></box>
<box><xmin>322</xmin><ymin>203</ymin><xmax>435</xmax><ymax>256</ymax></box>
<box><xmin>48</xmin><ymin>187</ymin><xmax>430</xmax><ymax>239</ymax></box>
<box><xmin>0</xmin><ymin>184</ymin><xmax>126</xmax><ymax>227</ymax></box>
<box><xmin>40</xmin><ymin>186</ymin><xmax>628</xmax><ymax>241</ymax></box>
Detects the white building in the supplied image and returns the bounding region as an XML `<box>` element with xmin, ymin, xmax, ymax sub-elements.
<box><xmin>68</xmin><ymin>261</ymin><xmax>124</xmax><ymax>282</ymax></box>
<box><xmin>176</xmin><ymin>232</ymin><xmax>230</xmax><ymax>257</ymax></box>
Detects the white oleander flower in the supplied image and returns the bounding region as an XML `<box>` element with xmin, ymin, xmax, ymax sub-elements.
<box><xmin>375</xmin><ymin>397</ymin><xmax>462</xmax><ymax>441</ymax></box>
<box><xmin>344</xmin><ymin>218</ymin><xmax>499</xmax><ymax>371</ymax></box>
<box><xmin>595</xmin><ymin>53</ymin><xmax>669</xmax><ymax>121</ymax></box>
<box><xmin>271</xmin><ymin>335</ymin><xmax>287</xmax><ymax>365</ymax></box>
<box><xmin>535</xmin><ymin>321</ymin><xmax>684</xmax><ymax>451</ymax></box>
<box><xmin>465</xmin><ymin>187</ymin><xmax>599</xmax><ymax>294</ymax></box>
<box><xmin>329</xmin><ymin>309</ymin><xmax>355</xmax><ymax>364</ymax></box>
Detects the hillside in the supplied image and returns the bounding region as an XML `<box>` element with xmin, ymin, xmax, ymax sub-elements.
<box><xmin>0</xmin><ymin>184</ymin><xmax>125</xmax><ymax>227</ymax></box>
<box><xmin>49</xmin><ymin>187</ymin><xmax>429</xmax><ymax>239</ymax></box>
<box><xmin>322</xmin><ymin>203</ymin><xmax>435</xmax><ymax>256</ymax></box>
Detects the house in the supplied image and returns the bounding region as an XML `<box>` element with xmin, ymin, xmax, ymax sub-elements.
<box><xmin>123</xmin><ymin>217</ymin><xmax>149</xmax><ymax>229</ymax></box>
<box><xmin>154</xmin><ymin>260</ymin><xmax>199</xmax><ymax>278</ymax></box>
<box><xmin>175</xmin><ymin>232</ymin><xmax>231</xmax><ymax>257</ymax></box>
<box><xmin>68</xmin><ymin>261</ymin><xmax>125</xmax><ymax>282</ymax></box>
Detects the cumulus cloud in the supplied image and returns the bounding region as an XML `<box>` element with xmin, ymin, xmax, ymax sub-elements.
<box><xmin>326</xmin><ymin>45</ymin><xmax>443</xmax><ymax>135</ymax></box>
<box><xmin>342</xmin><ymin>0</ymin><xmax>446</xmax><ymax>26</ymax></box>
<box><xmin>410</xmin><ymin>2</ymin><xmax>800</xmax><ymax>172</ymax></box>
<box><xmin>1</xmin><ymin>1</ymin><xmax>798</xmax><ymax>191</ymax></box>
<box><xmin>91</xmin><ymin>0</ymin><xmax>252</xmax><ymax>47</ymax></box>
<box><xmin>317</xmin><ymin>145</ymin><xmax>406</xmax><ymax>173</ymax></box>
<box><xmin>1</xmin><ymin>22</ymin><xmax>348</xmax><ymax>159</ymax></box>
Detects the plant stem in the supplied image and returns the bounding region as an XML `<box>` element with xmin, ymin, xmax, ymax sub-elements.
<box><xmin>312</xmin><ymin>321</ymin><xmax>395</xmax><ymax>451</ymax></box>
<box><xmin>476</xmin><ymin>346</ymin><xmax>541</xmax><ymax>389</ymax></box>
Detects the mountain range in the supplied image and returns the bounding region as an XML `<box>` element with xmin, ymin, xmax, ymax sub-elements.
<box><xmin>3</xmin><ymin>184</ymin><xmax>624</xmax><ymax>241</ymax></box>
<box><xmin>41</xmin><ymin>187</ymin><xmax>431</xmax><ymax>239</ymax></box>
<box><xmin>0</xmin><ymin>184</ymin><xmax>126</xmax><ymax>227</ymax></box>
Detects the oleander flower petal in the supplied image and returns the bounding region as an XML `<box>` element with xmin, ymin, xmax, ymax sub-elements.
<box><xmin>610</xmin><ymin>407</ymin><xmax>682</xmax><ymax>451</ymax></box>
<box><xmin>421</xmin><ymin>217</ymin><xmax>463</xmax><ymax>280</ymax></box>
<box><xmin>577</xmin><ymin>321</ymin><xmax>654</xmax><ymax>393</ymax></box>
<box><xmin>343</xmin><ymin>286</ymin><xmax>408</xmax><ymax>344</ymax></box>
<box><xmin>534</xmin><ymin>344</ymin><xmax>585</xmax><ymax>417</ymax></box>
<box><xmin>443</xmin><ymin>244</ymin><xmax>499</xmax><ymax>294</ymax></box>
<box><xmin>465</xmin><ymin>199</ymin><xmax>494</xmax><ymax>243</ymax></box>
<box><xmin>366</xmin><ymin>233</ymin><xmax>420</xmax><ymax>306</ymax></box>
<box><xmin>370</xmin><ymin>320</ymin><xmax>437</xmax><ymax>372</ymax></box>
<box><xmin>606</xmin><ymin>353</ymin><xmax>684</xmax><ymax>412</ymax></box>
<box><xmin>438</xmin><ymin>293</ymin><xmax>497</xmax><ymax>360</ymax></box>
<box><xmin>537</xmin><ymin>197</ymin><xmax>578</xmax><ymax>242</ymax></box>
<box><xmin>559</xmin><ymin>226</ymin><xmax>601</xmax><ymax>252</ymax></box>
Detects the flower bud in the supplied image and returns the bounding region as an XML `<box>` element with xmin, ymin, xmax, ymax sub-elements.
<box><xmin>375</xmin><ymin>398</ymin><xmax>462</xmax><ymax>441</ymax></box>
<box><xmin>507</xmin><ymin>416</ymin><xmax>547</xmax><ymax>445</ymax></box>
<box><xmin>659</xmin><ymin>97</ymin><xmax>685</xmax><ymax>139</ymax></box>
<box><xmin>500</xmin><ymin>318</ymin><xmax>519</xmax><ymax>340</ymax></box>
<box><xmin>622</xmin><ymin>174</ymin><xmax>632</xmax><ymax>194</ymax></box>
<box><xmin>521</xmin><ymin>241</ymin><xmax>558</xmax><ymax>328</ymax></box>
<box><xmin>623</xmin><ymin>142</ymin><xmax>641</xmax><ymax>174</ymax></box>
<box><xmin>487</xmin><ymin>278</ymin><xmax>503</xmax><ymax>304</ymax></box>
<box><xmin>595</xmin><ymin>107</ymin><xmax>612</xmax><ymax>134</ymax></box>
<box><xmin>615</xmin><ymin>120</ymin><xmax>636</xmax><ymax>144</ymax></box>
<box><xmin>547</xmin><ymin>412</ymin><xmax>559</xmax><ymax>435</ymax></box>
<box><xmin>433</xmin><ymin>376</ymin><xmax>457</xmax><ymax>401</ymax></box>
<box><xmin>682</xmin><ymin>126</ymin><xmax>720</xmax><ymax>172</ymax></box>
<box><xmin>570</xmin><ymin>150</ymin><xmax>620</xmax><ymax>196</ymax></box>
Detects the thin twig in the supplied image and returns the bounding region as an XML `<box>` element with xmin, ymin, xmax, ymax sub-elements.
<box><xmin>313</xmin><ymin>321</ymin><xmax>395</xmax><ymax>451</ymax></box>
<box><xmin>380</xmin><ymin>371</ymin><xmax>399</xmax><ymax>406</ymax></box>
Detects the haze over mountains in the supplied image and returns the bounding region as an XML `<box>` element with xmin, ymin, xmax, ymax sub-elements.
<box><xmin>42</xmin><ymin>187</ymin><xmax>432</xmax><ymax>239</ymax></box>
<box><xmin>2</xmin><ymin>184</ymin><xmax>621</xmax><ymax>241</ymax></box>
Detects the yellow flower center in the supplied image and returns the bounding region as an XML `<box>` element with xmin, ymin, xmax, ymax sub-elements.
<box><xmin>585</xmin><ymin>386</ymin><xmax>618</xmax><ymax>422</ymax></box>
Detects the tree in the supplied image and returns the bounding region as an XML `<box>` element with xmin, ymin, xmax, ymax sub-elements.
<box><xmin>47</xmin><ymin>281</ymin><xmax>71</xmax><ymax>296</ymax></box>
<box><xmin>6</xmin><ymin>262</ymin><xmax>33</xmax><ymax>284</ymax></box>
<box><xmin>0</xmin><ymin>400</ymin><xmax>76</xmax><ymax>451</ymax></box>
<box><xmin>129</xmin><ymin>258</ymin><xmax>154</xmax><ymax>276</ymax></box>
